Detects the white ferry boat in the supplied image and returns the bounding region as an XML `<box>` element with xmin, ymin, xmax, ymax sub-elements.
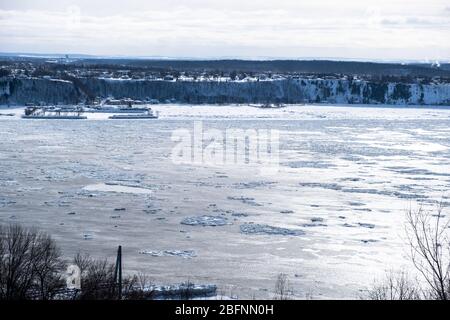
<box><xmin>21</xmin><ymin>107</ymin><xmax>87</xmax><ymax>120</ymax></box>
<box><xmin>108</xmin><ymin>109</ymin><xmax>159</xmax><ymax>119</ymax></box>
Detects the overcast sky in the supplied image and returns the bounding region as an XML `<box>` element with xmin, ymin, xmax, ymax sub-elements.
<box><xmin>0</xmin><ymin>0</ymin><xmax>449</xmax><ymax>61</ymax></box>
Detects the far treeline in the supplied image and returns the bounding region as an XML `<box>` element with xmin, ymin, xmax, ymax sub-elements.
<box><xmin>1</xmin><ymin>56</ymin><xmax>450</xmax><ymax>79</ymax></box>
<box><xmin>71</xmin><ymin>59</ymin><xmax>450</xmax><ymax>78</ymax></box>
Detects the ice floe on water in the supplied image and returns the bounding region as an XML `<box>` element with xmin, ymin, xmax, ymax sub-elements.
<box><xmin>139</xmin><ymin>250</ymin><xmax>197</xmax><ymax>258</ymax></box>
<box><xmin>357</xmin><ymin>223</ymin><xmax>376</xmax><ymax>229</ymax></box>
<box><xmin>240</xmin><ymin>223</ymin><xmax>305</xmax><ymax>236</ymax></box>
<box><xmin>284</xmin><ymin>160</ymin><xmax>336</xmax><ymax>169</ymax></box>
<box><xmin>83</xmin><ymin>183</ymin><xmax>152</xmax><ymax>194</ymax></box>
<box><xmin>83</xmin><ymin>233</ymin><xmax>94</xmax><ymax>240</ymax></box>
<box><xmin>231</xmin><ymin>181</ymin><xmax>277</xmax><ymax>189</ymax></box>
<box><xmin>181</xmin><ymin>215</ymin><xmax>230</xmax><ymax>226</ymax></box>
<box><xmin>227</xmin><ymin>196</ymin><xmax>263</xmax><ymax>206</ymax></box>
<box><xmin>1</xmin><ymin>105</ymin><xmax>450</xmax><ymax>299</ymax></box>
<box><xmin>0</xmin><ymin>198</ymin><xmax>15</xmax><ymax>208</ymax></box>
<box><xmin>231</xmin><ymin>212</ymin><xmax>250</xmax><ymax>217</ymax></box>
<box><xmin>298</xmin><ymin>182</ymin><xmax>429</xmax><ymax>200</ymax></box>
<box><xmin>386</xmin><ymin>167</ymin><xmax>450</xmax><ymax>177</ymax></box>
<box><xmin>301</xmin><ymin>217</ymin><xmax>327</xmax><ymax>227</ymax></box>
<box><xmin>361</xmin><ymin>239</ymin><xmax>379</xmax><ymax>244</ymax></box>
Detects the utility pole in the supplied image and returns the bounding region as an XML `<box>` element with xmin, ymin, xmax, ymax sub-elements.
<box><xmin>114</xmin><ymin>245</ymin><xmax>122</xmax><ymax>300</ymax></box>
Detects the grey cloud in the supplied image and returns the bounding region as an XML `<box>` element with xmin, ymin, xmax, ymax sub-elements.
<box><xmin>0</xmin><ymin>1</ymin><xmax>449</xmax><ymax>60</ymax></box>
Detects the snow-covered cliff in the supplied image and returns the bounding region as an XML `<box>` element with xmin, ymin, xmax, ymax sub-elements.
<box><xmin>1</xmin><ymin>77</ymin><xmax>450</xmax><ymax>106</ymax></box>
<box><xmin>0</xmin><ymin>78</ymin><xmax>82</xmax><ymax>105</ymax></box>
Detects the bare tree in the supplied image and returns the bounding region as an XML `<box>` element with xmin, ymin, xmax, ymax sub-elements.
<box><xmin>0</xmin><ymin>224</ymin><xmax>65</xmax><ymax>300</ymax></box>
<box><xmin>1</xmin><ymin>226</ymin><xmax>160</xmax><ymax>300</ymax></box>
<box><xmin>274</xmin><ymin>273</ymin><xmax>293</xmax><ymax>300</ymax></box>
<box><xmin>32</xmin><ymin>233</ymin><xmax>66</xmax><ymax>299</ymax></box>
<box><xmin>368</xmin><ymin>270</ymin><xmax>421</xmax><ymax>300</ymax></box>
<box><xmin>179</xmin><ymin>279</ymin><xmax>195</xmax><ymax>300</ymax></box>
<box><xmin>368</xmin><ymin>203</ymin><xmax>450</xmax><ymax>300</ymax></box>
<box><xmin>73</xmin><ymin>252</ymin><xmax>92</xmax><ymax>275</ymax></box>
<box><xmin>72</xmin><ymin>252</ymin><xmax>159</xmax><ymax>300</ymax></box>
<box><xmin>0</xmin><ymin>224</ymin><xmax>35</xmax><ymax>299</ymax></box>
<box><xmin>123</xmin><ymin>272</ymin><xmax>155</xmax><ymax>300</ymax></box>
<box><xmin>121</xmin><ymin>274</ymin><xmax>140</xmax><ymax>299</ymax></box>
<box><xmin>72</xmin><ymin>253</ymin><xmax>116</xmax><ymax>300</ymax></box>
<box><xmin>405</xmin><ymin>204</ymin><xmax>450</xmax><ymax>300</ymax></box>
<box><xmin>135</xmin><ymin>272</ymin><xmax>153</xmax><ymax>291</ymax></box>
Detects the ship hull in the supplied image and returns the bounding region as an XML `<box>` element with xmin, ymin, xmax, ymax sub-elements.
<box><xmin>21</xmin><ymin>115</ymin><xmax>87</xmax><ymax>120</ymax></box>
<box><xmin>108</xmin><ymin>115</ymin><xmax>158</xmax><ymax>119</ymax></box>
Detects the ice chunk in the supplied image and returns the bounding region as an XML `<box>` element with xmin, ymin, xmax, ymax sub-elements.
<box><xmin>240</xmin><ymin>223</ymin><xmax>305</xmax><ymax>236</ymax></box>
<box><xmin>83</xmin><ymin>183</ymin><xmax>152</xmax><ymax>195</ymax></box>
<box><xmin>181</xmin><ymin>215</ymin><xmax>229</xmax><ymax>226</ymax></box>
<box><xmin>139</xmin><ymin>250</ymin><xmax>196</xmax><ymax>258</ymax></box>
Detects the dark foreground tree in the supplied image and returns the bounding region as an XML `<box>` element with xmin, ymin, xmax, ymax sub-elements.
<box><xmin>368</xmin><ymin>270</ymin><xmax>421</xmax><ymax>300</ymax></box>
<box><xmin>405</xmin><ymin>204</ymin><xmax>449</xmax><ymax>300</ymax></box>
<box><xmin>0</xmin><ymin>225</ymin><xmax>65</xmax><ymax>300</ymax></box>
<box><xmin>368</xmin><ymin>204</ymin><xmax>450</xmax><ymax>300</ymax></box>
<box><xmin>72</xmin><ymin>253</ymin><xmax>154</xmax><ymax>300</ymax></box>
<box><xmin>1</xmin><ymin>224</ymin><xmax>156</xmax><ymax>300</ymax></box>
<box><xmin>73</xmin><ymin>253</ymin><xmax>116</xmax><ymax>300</ymax></box>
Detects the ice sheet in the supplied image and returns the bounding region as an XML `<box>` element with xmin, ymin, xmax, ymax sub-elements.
<box><xmin>1</xmin><ymin>104</ymin><xmax>450</xmax><ymax>299</ymax></box>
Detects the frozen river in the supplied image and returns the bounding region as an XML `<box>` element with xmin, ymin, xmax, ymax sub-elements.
<box><xmin>1</xmin><ymin>104</ymin><xmax>450</xmax><ymax>299</ymax></box>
